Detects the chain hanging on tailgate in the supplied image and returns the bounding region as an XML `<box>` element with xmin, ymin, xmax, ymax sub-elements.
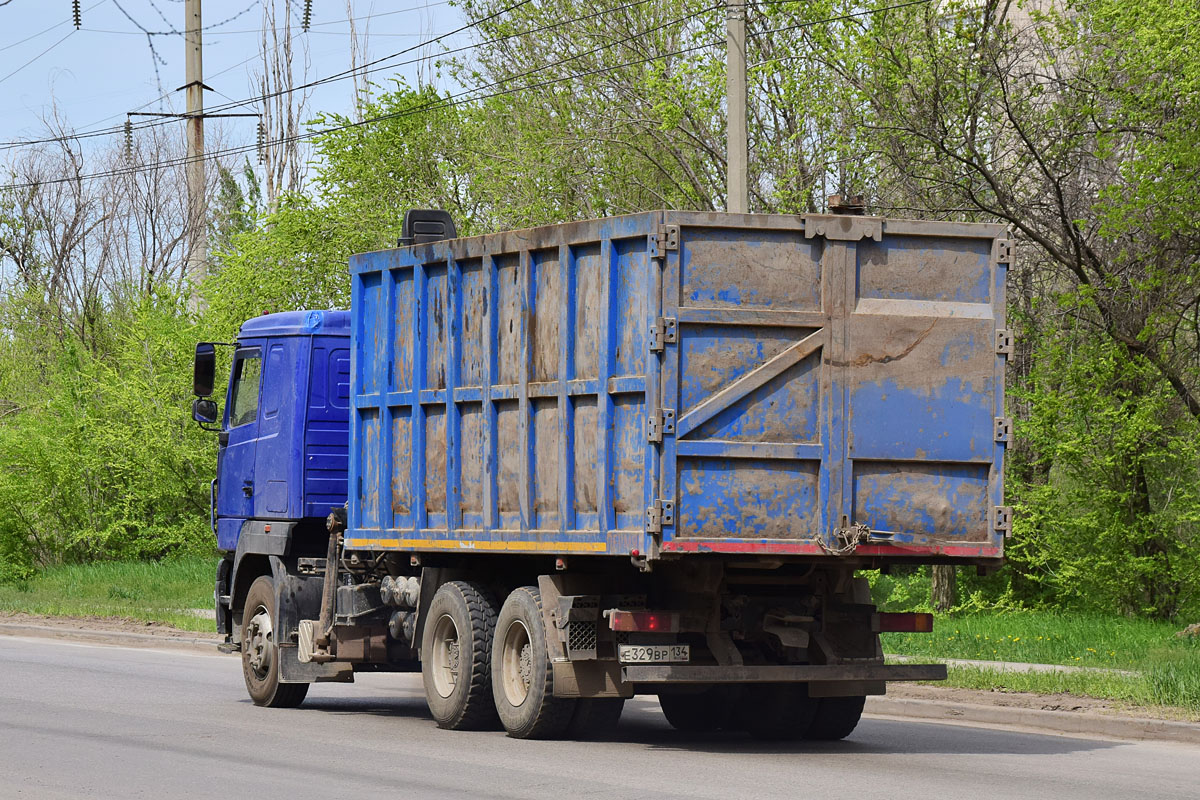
<box><xmin>820</xmin><ymin>523</ymin><xmax>872</xmax><ymax>556</ymax></box>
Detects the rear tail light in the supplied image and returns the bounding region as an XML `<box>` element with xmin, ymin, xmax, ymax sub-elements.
<box><xmin>605</xmin><ymin>610</ymin><xmax>680</xmax><ymax>633</ymax></box>
<box><xmin>874</xmin><ymin>612</ymin><xmax>935</xmax><ymax>633</ymax></box>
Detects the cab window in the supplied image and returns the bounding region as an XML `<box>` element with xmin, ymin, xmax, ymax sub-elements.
<box><xmin>228</xmin><ymin>351</ymin><xmax>262</xmax><ymax>428</ymax></box>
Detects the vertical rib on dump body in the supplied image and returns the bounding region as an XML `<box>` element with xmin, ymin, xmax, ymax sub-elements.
<box><xmin>346</xmin><ymin>212</ymin><xmax>1009</xmax><ymax>563</ymax></box>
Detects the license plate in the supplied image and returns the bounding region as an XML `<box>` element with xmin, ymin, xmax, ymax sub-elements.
<box><xmin>618</xmin><ymin>644</ymin><xmax>690</xmax><ymax>663</ymax></box>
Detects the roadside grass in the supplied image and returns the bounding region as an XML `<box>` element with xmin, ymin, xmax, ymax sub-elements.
<box><xmin>882</xmin><ymin>611</ymin><xmax>1198</xmax><ymax>669</ymax></box>
<box><xmin>884</xmin><ymin>610</ymin><xmax>1200</xmax><ymax>713</ymax></box>
<box><xmin>0</xmin><ymin>556</ymin><xmax>215</xmax><ymax>632</ymax></box>
<box><xmin>927</xmin><ymin>665</ymin><xmax>1200</xmax><ymax>721</ymax></box>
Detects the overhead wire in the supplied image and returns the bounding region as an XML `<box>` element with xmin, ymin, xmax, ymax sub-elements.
<box><xmin>81</xmin><ymin>0</ymin><xmax>454</xmax><ymax>35</ymax></box>
<box><xmin>0</xmin><ymin>0</ymin><xmax>636</xmax><ymax>151</ymax></box>
<box><xmin>0</xmin><ymin>2</ymin><xmax>721</xmax><ymax>188</ymax></box>
<box><xmin>0</xmin><ymin>0</ymin><xmax>929</xmax><ymax>189</ymax></box>
<box><xmin>0</xmin><ymin>0</ymin><xmax>104</xmax><ymax>52</ymax></box>
<box><xmin>0</xmin><ymin>31</ymin><xmax>77</xmax><ymax>86</ymax></box>
<box><xmin>0</xmin><ymin>0</ymin><xmax>433</xmax><ymax>150</ymax></box>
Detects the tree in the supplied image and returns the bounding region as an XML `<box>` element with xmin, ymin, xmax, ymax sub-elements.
<box><xmin>846</xmin><ymin>0</ymin><xmax>1200</xmax><ymax>617</ymax></box>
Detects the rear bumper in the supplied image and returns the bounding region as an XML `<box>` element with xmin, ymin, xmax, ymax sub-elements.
<box><xmin>623</xmin><ymin>663</ymin><xmax>946</xmax><ymax>684</ymax></box>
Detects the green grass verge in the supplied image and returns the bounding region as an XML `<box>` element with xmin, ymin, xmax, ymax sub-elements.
<box><xmin>882</xmin><ymin>610</ymin><xmax>1199</xmax><ymax>669</ymax></box>
<box><xmin>0</xmin><ymin>556</ymin><xmax>216</xmax><ymax>632</ymax></box>
<box><xmin>884</xmin><ymin>610</ymin><xmax>1200</xmax><ymax>713</ymax></box>
<box><xmin>929</xmin><ymin>666</ymin><xmax>1200</xmax><ymax>720</ymax></box>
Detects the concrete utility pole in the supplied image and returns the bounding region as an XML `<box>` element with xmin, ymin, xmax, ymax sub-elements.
<box><xmin>725</xmin><ymin>0</ymin><xmax>748</xmax><ymax>214</ymax></box>
<box><xmin>185</xmin><ymin>0</ymin><xmax>206</xmax><ymax>290</ymax></box>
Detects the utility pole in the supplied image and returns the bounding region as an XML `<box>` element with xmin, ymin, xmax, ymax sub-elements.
<box><xmin>185</xmin><ymin>0</ymin><xmax>206</xmax><ymax>292</ymax></box>
<box><xmin>725</xmin><ymin>0</ymin><xmax>748</xmax><ymax>214</ymax></box>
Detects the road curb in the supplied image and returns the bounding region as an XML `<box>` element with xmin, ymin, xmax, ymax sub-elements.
<box><xmin>866</xmin><ymin>696</ymin><xmax>1200</xmax><ymax>745</ymax></box>
<box><xmin>0</xmin><ymin>621</ymin><xmax>225</xmax><ymax>653</ymax></box>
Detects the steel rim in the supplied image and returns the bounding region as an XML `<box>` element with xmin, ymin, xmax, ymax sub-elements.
<box><xmin>244</xmin><ymin>604</ymin><xmax>273</xmax><ymax>680</ymax></box>
<box><xmin>500</xmin><ymin>619</ymin><xmax>533</xmax><ymax>708</ymax></box>
<box><xmin>429</xmin><ymin>613</ymin><xmax>461</xmax><ymax>699</ymax></box>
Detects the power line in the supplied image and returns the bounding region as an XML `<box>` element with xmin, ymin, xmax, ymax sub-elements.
<box><xmin>0</xmin><ymin>0</ymin><xmax>103</xmax><ymax>52</ymax></box>
<box><xmin>0</xmin><ymin>2</ymin><xmax>432</xmax><ymax>150</ymax></box>
<box><xmin>0</xmin><ymin>31</ymin><xmax>76</xmax><ymax>86</ymax></box>
<box><xmin>0</xmin><ymin>1</ymin><xmax>454</xmax><ymax>150</ymax></box>
<box><xmin>187</xmin><ymin>0</ymin><xmax>655</xmax><ymax>124</ymax></box>
<box><xmin>80</xmin><ymin>1</ymin><xmax>262</xmax><ymax>36</ymax></box>
<box><xmin>0</xmin><ymin>0</ymin><xmax>926</xmax><ymax>190</ymax></box>
<box><xmin>0</xmin><ymin>0</ymin><xmax>642</xmax><ymax>151</ymax></box>
<box><xmin>752</xmin><ymin>0</ymin><xmax>933</xmax><ymax>36</ymax></box>
<box><xmin>0</xmin><ymin>3</ymin><xmax>720</xmax><ymax>190</ymax></box>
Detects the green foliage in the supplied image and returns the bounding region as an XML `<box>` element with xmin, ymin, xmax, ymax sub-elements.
<box><xmin>0</xmin><ymin>289</ymin><xmax>215</xmax><ymax>576</ymax></box>
<box><xmin>1008</xmin><ymin>327</ymin><xmax>1200</xmax><ymax>618</ymax></box>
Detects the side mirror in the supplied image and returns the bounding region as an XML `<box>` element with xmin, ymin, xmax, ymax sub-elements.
<box><xmin>193</xmin><ymin>342</ymin><xmax>216</xmax><ymax>397</ymax></box>
<box><xmin>192</xmin><ymin>398</ymin><xmax>218</xmax><ymax>425</ymax></box>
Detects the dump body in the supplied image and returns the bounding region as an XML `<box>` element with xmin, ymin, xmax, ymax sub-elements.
<box><xmin>346</xmin><ymin>211</ymin><xmax>1008</xmax><ymax>563</ymax></box>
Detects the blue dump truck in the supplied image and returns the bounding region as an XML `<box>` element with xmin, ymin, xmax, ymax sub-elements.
<box><xmin>192</xmin><ymin>209</ymin><xmax>1010</xmax><ymax>739</ymax></box>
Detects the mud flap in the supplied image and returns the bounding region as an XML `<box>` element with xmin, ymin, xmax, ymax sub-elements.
<box><xmin>278</xmin><ymin>644</ymin><xmax>354</xmax><ymax>683</ymax></box>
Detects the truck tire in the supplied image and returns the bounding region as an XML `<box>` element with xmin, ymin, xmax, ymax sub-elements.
<box><xmin>658</xmin><ymin>686</ymin><xmax>738</xmax><ymax>732</ymax></box>
<box><xmin>420</xmin><ymin>581</ymin><xmax>500</xmax><ymax>730</ymax></box>
<box><xmin>804</xmin><ymin>695</ymin><xmax>866</xmax><ymax>740</ymax></box>
<box><xmin>492</xmin><ymin>586</ymin><xmax>577</xmax><ymax>739</ymax></box>
<box><xmin>740</xmin><ymin>683</ymin><xmax>819</xmax><ymax>741</ymax></box>
<box><xmin>567</xmin><ymin>698</ymin><xmax>625</xmax><ymax>740</ymax></box>
<box><xmin>241</xmin><ymin>575</ymin><xmax>309</xmax><ymax>708</ymax></box>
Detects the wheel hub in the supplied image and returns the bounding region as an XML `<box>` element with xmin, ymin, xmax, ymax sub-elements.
<box><xmin>245</xmin><ymin>607</ymin><xmax>273</xmax><ymax>677</ymax></box>
<box><xmin>518</xmin><ymin>643</ymin><xmax>532</xmax><ymax>685</ymax></box>
<box><xmin>501</xmin><ymin>619</ymin><xmax>533</xmax><ymax>708</ymax></box>
<box><xmin>430</xmin><ymin>614</ymin><xmax>461</xmax><ymax>699</ymax></box>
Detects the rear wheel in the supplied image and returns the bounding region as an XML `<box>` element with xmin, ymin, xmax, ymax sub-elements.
<box><xmin>420</xmin><ymin>581</ymin><xmax>500</xmax><ymax>730</ymax></box>
<box><xmin>658</xmin><ymin>686</ymin><xmax>739</xmax><ymax>732</ymax></box>
<box><xmin>740</xmin><ymin>683</ymin><xmax>819</xmax><ymax>741</ymax></box>
<box><xmin>241</xmin><ymin>575</ymin><xmax>308</xmax><ymax>708</ymax></box>
<box><xmin>805</xmin><ymin>695</ymin><xmax>866</xmax><ymax>740</ymax></box>
<box><xmin>492</xmin><ymin>586</ymin><xmax>577</xmax><ymax>739</ymax></box>
<box><xmin>567</xmin><ymin>698</ymin><xmax>625</xmax><ymax>739</ymax></box>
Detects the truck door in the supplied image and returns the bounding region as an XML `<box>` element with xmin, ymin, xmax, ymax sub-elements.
<box><xmin>216</xmin><ymin>345</ymin><xmax>263</xmax><ymax>546</ymax></box>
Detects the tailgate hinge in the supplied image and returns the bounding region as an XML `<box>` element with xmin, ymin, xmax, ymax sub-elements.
<box><xmin>645</xmin><ymin>499</ymin><xmax>675</xmax><ymax>534</ymax></box>
<box><xmin>649</xmin><ymin>316</ymin><xmax>677</xmax><ymax>352</ymax></box>
<box><xmin>649</xmin><ymin>225</ymin><xmax>679</xmax><ymax>260</ymax></box>
<box><xmin>995</xmin><ymin>239</ymin><xmax>1014</xmax><ymax>265</ymax></box>
<box><xmin>994</xmin><ymin>417</ymin><xmax>1013</xmax><ymax>443</ymax></box>
<box><xmin>647</xmin><ymin>408</ymin><xmax>676</xmax><ymax>442</ymax></box>
<box><xmin>995</xmin><ymin>328</ymin><xmax>1014</xmax><ymax>356</ymax></box>
<box><xmin>995</xmin><ymin>505</ymin><xmax>1013</xmax><ymax>537</ymax></box>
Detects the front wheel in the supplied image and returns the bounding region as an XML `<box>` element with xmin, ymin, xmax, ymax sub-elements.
<box><xmin>241</xmin><ymin>575</ymin><xmax>308</xmax><ymax>708</ymax></box>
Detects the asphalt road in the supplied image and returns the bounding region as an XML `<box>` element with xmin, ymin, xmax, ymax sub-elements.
<box><xmin>1</xmin><ymin>635</ymin><xmax>1197</xmax><ymax>800</ymax></box>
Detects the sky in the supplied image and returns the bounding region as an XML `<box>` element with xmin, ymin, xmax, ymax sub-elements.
<box><xmin>0</xmin><ymin>0</ymin><xmax>466</xmax><ymax>159</ymax></box>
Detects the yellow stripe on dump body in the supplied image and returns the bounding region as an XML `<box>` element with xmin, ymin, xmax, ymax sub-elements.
<box><xmin>344</xmin><ymin>538</ymin><xmax>608</xmax><ymax>553</ymax></box>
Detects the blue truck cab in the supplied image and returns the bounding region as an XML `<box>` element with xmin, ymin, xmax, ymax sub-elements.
<box><xmin>193</xmin><ymin>310</ymin><xmax>351</xmax><ymax>641</ymax></box>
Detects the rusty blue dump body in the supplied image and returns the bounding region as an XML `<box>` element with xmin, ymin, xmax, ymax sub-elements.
<box><xmin>345</xmin><ymin>212</ymin><xmax>1009</xmax><ymax>562</ymax></box>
